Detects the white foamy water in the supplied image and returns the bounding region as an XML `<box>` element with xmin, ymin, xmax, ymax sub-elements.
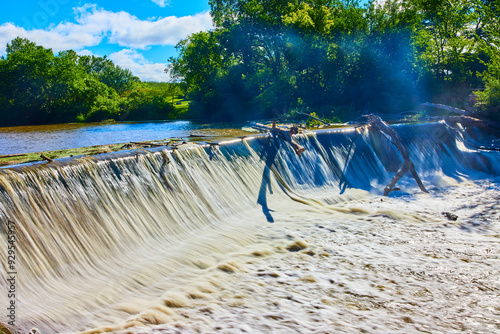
<box><xmin>0</xmin><ymin>123</ymin><xmax>499</xmax><ymax>334</ymax></box>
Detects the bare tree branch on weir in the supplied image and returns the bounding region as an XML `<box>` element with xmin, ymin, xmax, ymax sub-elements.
<box><xmin>365</xmin><ymin>114</ymin><xmax>428</xmax><ymax>196</ymax></box>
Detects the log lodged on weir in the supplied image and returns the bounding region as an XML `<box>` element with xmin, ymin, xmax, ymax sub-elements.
<box><xmin>249</xmin><ymin>121</ymin><xmax>306</xmax><ymax>156</ymax></box>
<box><xmin>365</xmin><ymin>114</ymin><xmax>429</xmax><ymax>196</ymax></box>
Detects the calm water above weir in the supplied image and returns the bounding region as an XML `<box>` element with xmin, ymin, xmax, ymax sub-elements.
<box><xmin>0</xmin><ymin>120</ymin><xmax>251</xmax><ymax>155</ymax></box>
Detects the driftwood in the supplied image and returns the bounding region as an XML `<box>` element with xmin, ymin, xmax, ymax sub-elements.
<box><xmin>250</xmin><ymin>122</ymin><xmax>282</xmax><ymax>133</ymax></box>
<box><xmin>445</xmin><ymin>115</ymin><xmax>500</xmax><ymax>136</ymax></box>
<box><xmin>249</xmin><ymin>122</ymin><xmax>306</xmax><ymax>156</ymax></box>
<box><xmin>366</xmin><ymin>114</ymin><xmax>428</xmax><ymax>196</ymax></box>
<box><xmin>420</xmin><ymin>103</ymin><xmax>468</xmax><ymax>115</ymax></box>
<box><xmin>40</xmin><ymin>154</ymin><xmax>53</xmax><ymax>162</ymax></box>
<box><xmin>444</xmin><ymin>115</ymin><xmax>500</xmax><ymax>151</ymax></box>
<box><xmin>131</xmin><ymin>141</ymin><xmax>165</xmax><ymax>147</ymax></box>
<box><xmin>188</xmin><ymin>134</ymin><xmax>212</xmax><ymax>138</ymax></box>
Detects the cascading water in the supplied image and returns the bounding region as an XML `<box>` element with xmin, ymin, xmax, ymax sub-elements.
<box><xmin>1</xmin><ymin>123</ymin><xmax>499</xmax><ymax>334</ymax></box>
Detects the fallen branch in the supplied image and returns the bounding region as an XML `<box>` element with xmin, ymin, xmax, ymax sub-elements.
<box><xmin>250</xmin><ymin>122</ymin><xmax>279</xmax><ymax>132</ymax></box>
<box><xmin>40</xmin><ymin>154</ymin><xmax>53</xmax><ymax>162</ymax></box>
<box><xmin>249</xmin><ymin>122</ymin><xmax>306</xmax><ymax>156</ymax></box>
<box><xmin>366</xmin><ymin>114</ymin><xmax>428</xmax><ymax>196</ymax></box>
<box><xmin>420</xmin><ymin>103</ymin><xmax>467</xmax><ymax>115</ymax></box>
<box><xmin>131</xmin><ymin>141</ymin><xmax>165</xmax><ymax>147</ymax></box>
<box><xmin>445</xmin><ymin>115</ymin><xmax>500</xmax><ymax>135</ymax></box>
<box><xmin>188</xmin><ymin>134</ymin><xmax>212</xmax><ymax>138</ymax></box>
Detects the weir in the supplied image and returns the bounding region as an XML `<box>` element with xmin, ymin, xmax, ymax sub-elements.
<box><xmin>0</xmin><ymin>122</ymin><xmax>499</xmax><ymax>333</ymax></box>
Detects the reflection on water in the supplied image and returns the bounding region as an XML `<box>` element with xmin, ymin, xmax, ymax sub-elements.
<box><xmin>0</xmin><ymin>121</ymin><xmax>251</xmax><ymax>155</ymax></box>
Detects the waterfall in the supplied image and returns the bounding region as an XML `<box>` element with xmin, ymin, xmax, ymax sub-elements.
<box><xmin>0</xmin><ymin>122</ymin><xmax>498</xmax><ymax>333</ymax></box>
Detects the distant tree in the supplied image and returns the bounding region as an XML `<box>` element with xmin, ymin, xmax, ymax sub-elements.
<box><xmin>122</xmin><ymin>82</ymin><xmax>179</xmax><ymax>121</ymax></box>
<box><xmin>172</xmin><ymin>0</ymin><xmax>430</xmax><ymax>120</ymax></box>
<box><xmin>78</xmin><ymin>55</ymin><xmax>139</xmax><ymax>94</ymax></box>
<box><xmin>0</xmin><ymin>37</ymin><xmax>144</xmax><ymax>126</ymax></box>
<box><xmin>169</xmin><ymin>0</ymin><xmax>500</xmax><ymax>121</ymax></box>
<box><xmin>170</xmin><ymin>30</ymin><xmax>234</xmax><ymax>119</ymax></box>
<box><xmin>474</xmin><ymin>0</ymin><xmax>500</xmax><ymax>118</ymax></box>
<box><xmin>411</xmin><ymin>0</ymin><xmax>490</xmax><ymax>84</ymax></box>
<box><xmin>476</xmin><ymin>54</ymin><xmax>500</xmax><ymax>117</ymax></box>
<box><xmin>0</xmin><ymin>37</ymin><xmax>56</xmax><ymax>124</ymax></box>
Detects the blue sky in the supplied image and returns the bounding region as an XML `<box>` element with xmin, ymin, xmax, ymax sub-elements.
<box><xmin>0</xmin><ymin>0</ymin><xmax>213</xmax><ymax>81</ymax></box>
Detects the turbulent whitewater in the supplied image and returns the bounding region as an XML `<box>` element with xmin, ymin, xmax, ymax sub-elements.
<box><xmin>0</xmin><ymin>122</ymin><xmax>499</xmax><ymax>334</ymax></box>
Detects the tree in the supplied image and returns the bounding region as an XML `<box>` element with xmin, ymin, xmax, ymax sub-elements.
<box><xmin>412</xmin><ymin>0</ymin><xmax>490</xmax><ymax>84</ymax></box>
<box><xmin>168</xmin><ymin>0</ymin><xmax>500</xmax><ymax>121</ymax></box>
<box><xmin>0</xmin><ymin>37</ymin><xmax>56</xmax><ymax>124</ymax></box>
<box><xmin>79</xmin><ymin>55</ymin><xmax>139</xmax><ymax>94</ymax></box>
<box><xmin>122</xmin><ymin>82</ymin><xmax>179</xmax><ymax>121</ymax></box>
<box><xmin>0</xmin><ymin>38</ymin><xmax>148</xmax><ymax>126</ymax></box>
<box><xmin>476</xmin><ymin>54</ymin><xmax>500</xmax><ymax>118</ymax></box>
<box><xmin>169</xmin><ymin>30</ymin><xmax>229</xmax><ymax>119</ymax></box>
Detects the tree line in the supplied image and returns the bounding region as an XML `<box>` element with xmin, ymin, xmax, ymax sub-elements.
<box><xmin>1</xmin><ymin>1</ymin><xmax>499</xmax><ymax>127</ymax></box>
<box><xmin>169</xmin><ymin>0</ymin><xmax>500</xmax><ymax>122</ymax></box>
<box><xmin>0</xmin><ymin>37</ymin><xmax>184</xmax><ymax>127</ymax></box>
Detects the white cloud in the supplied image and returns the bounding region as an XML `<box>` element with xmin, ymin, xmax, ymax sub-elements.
<box><xmin>0</xmin><ymin>4</ymin><xmax>213</xmax><ymax>54</ymax></box>
<box><xmin>0</xmin><ymin>21</ymin><xmax>104</xmax><ymax>54</ymax></box>
<box><xmin>0</xmin><ymin>5</ymin><xmax>212</xmax><ymax>81</ymax></box>
<box><xmin>109</xmin><ymin>49</ymin><xmax>169</xmax><ymax>82</ymax></box>
<box><xmin>151</xmin><ymin>0</ymin><xmax>170</xmax><ymax>7</ymax></box>
<box><xmin>76</xmin><ymin>49</ymin><xmax>94</xmax><ymax>56</ymax></box>
<box><xmin>73</xmin><ymin>5</ymin><xmax>213</xmax><ymax>49</ymax></box>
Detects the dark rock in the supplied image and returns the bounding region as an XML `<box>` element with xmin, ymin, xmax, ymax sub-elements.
<box><xmin>442</xmin><ymin>211</ymin><xmax>458</xmax><ymax>221</ymax></box>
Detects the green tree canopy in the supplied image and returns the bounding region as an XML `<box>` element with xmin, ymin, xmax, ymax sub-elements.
<box><xmin>170</xmin><ymin>0</ymin><xmax>500</xmax><ymax>121</ymax></box>
<box><xmin>0</xmin><ymin>37</ymin><xmax>181</xmax><ymax>126</ymax></box>
<box><xmin>78</xmin><ymin>55</ymin><xmax>139</xmax><ymax>94</ymax></box>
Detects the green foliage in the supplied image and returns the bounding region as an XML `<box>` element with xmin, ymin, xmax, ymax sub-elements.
<box><xmin>3</xmin><ymin>0</ymin><xmax>500</xmax><ymax>126</ymax></box>
<box><xmin>412</xmin><ymin>0</ymin><xmax>488</xmax><ymax>85</ymax></box>
<box><xmin>476</xmin><ymin>54</ymin><xmax>500</xmax><ymax>119</ymax></box>
<box><xmin>0</xmin><ymin>38</ymin><xmax>183</xmax><ymax>126</ymax></box>
<box><xmin>170</xmin><ymin>0</ymin><xmax>500</xmax><ymax>121</ymax></box>
<box><xmin>473</xmin><ymin>0</ymin><xmax>500</xmax><ymax>117</ymax></box>
<box><xmin>304</xmin><ymin>111</ymin><xmax>340</xmax><ymax>126</ymax></box>
<box><xmin>78</xmin><ymin>55</ymin><xmax>139</xmax><ymax>94</ymax></box>
<box><xmin>122</xmin><ymin>82</ymin><xmax>180</xmax><ymax>121</ymax></box>
<box><xmin>0</xmin><ymin>37</ymin><xmax>57</xmax><ymax>124</ymax></box>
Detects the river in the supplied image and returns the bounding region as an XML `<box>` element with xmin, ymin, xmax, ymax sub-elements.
<box><xmin>0</xmin><ymin>121</ymin><xmax>251</xmax><ymax>155</ymax></box>
<box><xmin>0</xmin><ymin>122</ymin><xmax>499</xmax><ymax>334</ymax></box>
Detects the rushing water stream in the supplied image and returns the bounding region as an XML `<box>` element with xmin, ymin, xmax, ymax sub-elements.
<box><xmin>0</xmin><ymin>122</ymin><xmax>499</xmax><ymax>333</ymax></box>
